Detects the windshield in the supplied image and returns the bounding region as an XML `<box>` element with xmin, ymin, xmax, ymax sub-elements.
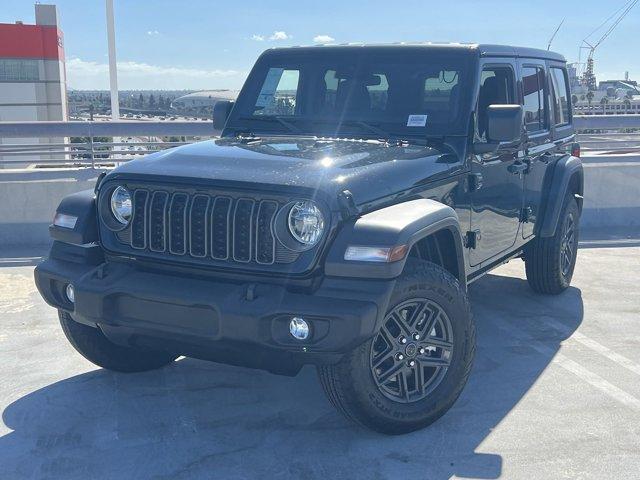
<box><xmin>226</xmin><ymin>47</ymin><xmax>477</xmax><ymax>140</ymax></box>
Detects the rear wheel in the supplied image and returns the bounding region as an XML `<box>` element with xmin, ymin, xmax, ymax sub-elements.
<box><xmin>58</xmin><ymin>310</ymin><xmax>177</xmax><ymax>373</ymax></box>
<box><xmin>318</xmin><ymin>260</ymin><xmax>475</xmax><ymax>435</ymax></box>
<box><xmin>525</xmin><ymin>193</ymin><xmax>580</xmax><ymax>294</ymax></box>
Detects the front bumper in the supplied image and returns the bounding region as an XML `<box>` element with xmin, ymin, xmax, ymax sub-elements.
<box><xmin>34</xmin><ymin>244</ymin><xmax>395</xmax><ymax>375</ymax></box>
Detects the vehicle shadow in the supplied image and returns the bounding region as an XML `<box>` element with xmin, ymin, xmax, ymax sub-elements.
<box><xmin>0</xmin><ymin>272</ymin><xmax>584</xmax><ymax>480</ymax></box>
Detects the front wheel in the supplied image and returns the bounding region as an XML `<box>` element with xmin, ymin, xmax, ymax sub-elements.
<box><xmin>58</xmin><ymin>310</ymin><xmax>177</xmax><ymax>373</ymax></box>
<box><xmin>318</xmin><ymin>260</ymin><xmax>475</xmax><ymax>435</ymax></box>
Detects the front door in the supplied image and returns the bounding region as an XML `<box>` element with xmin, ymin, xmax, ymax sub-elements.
<box><xmin>469</xmin><ymin>61</ymin><xmax>525</xmax><ymax>266</ymax></box>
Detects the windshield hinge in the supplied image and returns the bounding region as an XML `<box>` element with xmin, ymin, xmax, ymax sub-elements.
<box><xmin>337</xmin><ymin>190</ymin><xmax>359</xmax><ymax>220</ymax></box>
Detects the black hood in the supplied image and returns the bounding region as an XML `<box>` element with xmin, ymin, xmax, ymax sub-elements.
<box><xmin>108</xmin><ymin>137</ymin><xmax>464</xmax><ymax>209</ymax></box>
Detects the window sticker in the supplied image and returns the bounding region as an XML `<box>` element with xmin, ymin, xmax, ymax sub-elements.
<box><xmin>255</xmin><ymin>68</ymin><xmax>284</xmax><ymax>108</ymax></box>
<box><xmin>407</xmin><ymin>114</ymin><xmax>428</xmax><ymax>127</ymax></box>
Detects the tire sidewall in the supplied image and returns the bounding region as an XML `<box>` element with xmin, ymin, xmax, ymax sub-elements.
<box><xmin>558</xmin><ymin>198</ymin><xmax>580</xmax><ymax>288</ymax></box>
<box><xmin>345</xmin><ymin>264</ymin><xmax>474</xmax><ymax>429</ymax></box>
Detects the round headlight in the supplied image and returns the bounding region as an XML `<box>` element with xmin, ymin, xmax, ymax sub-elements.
<box><xmin>110</xmin><ymin>186</ymin><xmax>132</xmax><ymax>225</ymax></box>
<box><xmin>287</xmin><ymin>201</ymin><xmax>325</xmax><ymax>246</ymax></box>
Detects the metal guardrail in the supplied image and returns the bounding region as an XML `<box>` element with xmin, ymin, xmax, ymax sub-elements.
<box><xmin>573</xmin><ymin>114</ymin><xmax>640</xmax><ymax>153</ymax></box>
<box><xmin>573</xmin><ymin>114</ymin><xmax>640</xmax><ymax>130</ymax></box>
<box><xmin>0</xmin><ymin>115</ymin><xmax>638</xmax><ymax>168</ymax></box>
<box><xmin>0</xmin><ymin>121</ymin><xmax>219</xmax><ymax>168</ymax></box>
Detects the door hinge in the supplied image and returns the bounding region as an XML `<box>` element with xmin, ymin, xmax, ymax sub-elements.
<box><xmin>520</xmin><ymin>206</ymin><xmax>533</xmax><ymax>223</ymax></box>
<box><xmin>468</xmin><ymin>173</ymin><xmax>483</xmax><ymax>192</ymax></box>
<box><xmin>464</xmin><ymin>230</ymin><xmax>481</xmax><ymax>249</ymax></box>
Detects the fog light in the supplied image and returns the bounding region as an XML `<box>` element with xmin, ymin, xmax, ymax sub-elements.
<box><xmin>289</xmin><ymin>317</ymin><xmax>310</xmax><ymax>340</ymax></box>
<box><xmin>65</xmin><ymin>284</ymin><xmax>75</xmax><ymax>303</ymax></box>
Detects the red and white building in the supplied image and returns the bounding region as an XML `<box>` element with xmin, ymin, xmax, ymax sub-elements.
<box><xmin>0</xmin><ymin>4</ymin><xmax>67</xmax><ymax>165</ymax></box>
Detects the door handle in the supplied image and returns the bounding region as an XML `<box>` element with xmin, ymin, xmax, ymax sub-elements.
<box><xmin>508</xmin><ymin>162</ymin><xmax>528</xmax><ymax>175</ymax></box>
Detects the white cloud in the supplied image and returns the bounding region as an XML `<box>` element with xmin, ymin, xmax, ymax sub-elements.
<box><xmin>146</xmin><ymin>30</ymin><xmax>160</xmax><ymax>36</ymax></box>
<box><xmin>313</xmin><ymin>35</ymin><xmax>335</xmax><ymax>44</ymax></box>
<box><xmin>66</xmin><ymin>58</ymin><xmax>244</xmax><ymax>90</ymax></box>
<box><xmin>269</xmin><ymin>31</ymin><xmax>290</xmax><ymax>41</ymax></box>
<box><xmin>251</xmin><ymin>34</ymin><xmax>265</xmax><ymax>41</ymax></box>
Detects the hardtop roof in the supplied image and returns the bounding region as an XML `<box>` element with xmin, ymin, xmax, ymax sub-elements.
<box><xmin>264</xmin><ymin>43</ymin><xmax>566</xmax><ymax>63</ymax></box>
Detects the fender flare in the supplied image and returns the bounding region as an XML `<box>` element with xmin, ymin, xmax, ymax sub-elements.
<box><xmin>49</xmin><ymin>189</ymin><xmax>99</xmax><ymax>245</ymax></box>
<box><xmin>324</xmin><ymin>199</ymin><xmax>466</xmax><ymax>281</ymax></box>
<box><xmin>539</xmin><ymin>155</ymin><xmax>583</xmax><ymax>238</ymax></box>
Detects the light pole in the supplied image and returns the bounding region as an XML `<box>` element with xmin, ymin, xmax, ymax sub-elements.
<box><xmin>105</xmin><ymin>0</ymin><xmax>119</xmax><ymax>121</ymax></box>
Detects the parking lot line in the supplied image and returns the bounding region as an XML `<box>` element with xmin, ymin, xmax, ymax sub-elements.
<box><xmin>490</xmin><ymin>315</ymin><xmax>640</xmax><ymax>412</ymax></box>
<box><xmin>553</xmin><ymin>323</ymin><xmax>640</xmax><ymax>377</ymax></box>
<box><xmin>552</xmin><ymin>353</ymin><xmax>640</xmax><ymax>411</ymax></box>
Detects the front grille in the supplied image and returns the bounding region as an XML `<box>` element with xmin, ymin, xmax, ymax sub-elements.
<box><xmin>118</xmin><ymin>186</ymin><xmax>292</xmax><ymax>267</ymax></box>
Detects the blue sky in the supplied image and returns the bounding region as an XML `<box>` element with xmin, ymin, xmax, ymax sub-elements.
<box><xmin>2</xmin><ymin>0</ymin><xmax>639</xmax><ymax>90</ymax></box>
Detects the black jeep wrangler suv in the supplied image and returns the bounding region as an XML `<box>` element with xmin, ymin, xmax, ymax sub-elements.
<box><xmin>35</xmin><ymin>44</ymin><xmax>583</xmax><ymax>434</ymax></box>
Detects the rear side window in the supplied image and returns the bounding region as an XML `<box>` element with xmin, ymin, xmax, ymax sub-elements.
<box><xmin>550</xmin><ymin>67</ymin><xmax>570</xmax><ymax>126</ymax></box>
<box><xmin>522</xmin><ymin>66</ymin><xmax>547</xmax><ymax>133</ymax></box>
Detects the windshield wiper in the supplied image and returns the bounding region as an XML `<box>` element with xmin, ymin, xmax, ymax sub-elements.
<box><xmin>338</xmin><ymin>120</ymin><xmax>390</xmax><ymax>138</ymax></box>
<box><xmin>307</xmin><ymin>118</ymin><xmax>390</xmax><ymax>140</ymax></box>
<box><xmin>237</xmin><ymin>115</ymin><xmax>301</xmax><ymax>134</ymax></box>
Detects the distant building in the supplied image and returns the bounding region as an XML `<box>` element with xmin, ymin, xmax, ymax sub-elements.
<box><xmin>573</xmin><ymin>88</ymin><xmax>640</xmax><ymax>116</ymax></box>
<box><xmin>572</xmin><ymin>71</ymin><xmax>640</xmax><ymax>116</ymax></box>
<box><xmin>171</xmin><ymin>90</ymin><xmax>238</xmax><ymax>115</ymax></box>
<box><xmin>0</xmin><ymin>4</ymin><xmax>67</xmax><ymax>166</ymax></box>
<box><xmin>598</xmin><ymin>79</ymin><xmax>639</xmax><ymax>93</ymax></box>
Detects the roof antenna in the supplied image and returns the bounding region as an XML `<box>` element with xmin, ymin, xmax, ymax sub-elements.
<box><xmin>547</xmin><ymin>18</ymin><xmax>565</xmax><ymax>50</ymax></box>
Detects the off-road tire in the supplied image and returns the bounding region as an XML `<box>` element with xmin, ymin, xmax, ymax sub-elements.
<box><xmin>524</xmin><ymin>193</ymin><xmax>580</xmax><ymax>294</ymax></box>
<box><xmin>58</xmin><ymin>310</ymin><xmax>177</xmax><ymax>373</ymax></box>
<box><xmin>317</xmin><ymin>260</ymin><xmax>475</xmax><ymax>435</ymax></box>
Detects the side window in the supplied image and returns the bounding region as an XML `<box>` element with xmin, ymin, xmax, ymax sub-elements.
<box><xmin>550</xmin><ymin>67</ymin><xmax>570</xmax><ymax>126</ymax></box>
<box><xmin>522</xmin><ymin>66</ymin><xmax>547</xmax><ymax>133</ymax></box>
<box><xmin>477</xmin><ymin>66</ymin><xmax>515</xmax><ymax>140</ymax></box>
<box><xmin>253</xmin><ymin>68</ymin><xmax>300</xmax><ymax>116</ymax></box>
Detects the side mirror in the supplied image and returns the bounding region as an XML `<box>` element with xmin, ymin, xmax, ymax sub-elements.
<box><xmin>486</xmin><ymin>104</ymin><xmax>523</xmax><ymax>143</ymax></box>
<box><xmin>213</xmin><ymin>100</ymin><xmax>234</xmax><ymax>130</ymax></box>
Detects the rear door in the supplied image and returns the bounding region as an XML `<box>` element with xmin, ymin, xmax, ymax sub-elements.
<box><xmin>517</xmin><ymin>59</ymin><xmax>554</xmax><ymax>238</ymax></box>
<box><xmin>469</xmin><ymin>59</ymin><xmax>524</xmax><ymax>266</ymax></box>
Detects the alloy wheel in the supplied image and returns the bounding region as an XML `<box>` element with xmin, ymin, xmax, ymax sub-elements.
<box><xmin>560</xmin><ymin>213</ymin><xmax>576</xmax><ymax>277</ymax></box>
<box><xmin>369</xmin><ymin>298</ymin><xmax>454</xmax><ymax>403</ymax></box>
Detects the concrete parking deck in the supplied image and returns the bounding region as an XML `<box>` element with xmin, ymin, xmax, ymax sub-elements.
<box><xmin>1</xmin><ymin>243</ymin><xmax>639</xmax><ymax>479</ymax></box>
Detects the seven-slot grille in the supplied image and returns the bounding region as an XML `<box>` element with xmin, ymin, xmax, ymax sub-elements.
<box><xmin>125</xmin><ymin>188</ymin><xmax>280</xmax><ymax>265</ymax></box>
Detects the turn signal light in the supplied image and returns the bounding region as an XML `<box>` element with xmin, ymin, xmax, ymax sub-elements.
<box><xmin>53</xmin><ymin>213</ymin><xmax>78</xmax><ymax>229</ymax></box>
<box><xmin>344</xmin><ymin>244</ymin><xmax>408</xmax><ymax>263</ymax></box>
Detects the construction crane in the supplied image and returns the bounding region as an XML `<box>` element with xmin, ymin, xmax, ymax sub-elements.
<box><xmin>580</xmin><ymin>0</ymin><xmax>639</xmax><ymax>91</ymax></box>
<box><xmin>547</xmin><ymin>18</ymin><xmax>565</xmax><ymax>51</ymax></box>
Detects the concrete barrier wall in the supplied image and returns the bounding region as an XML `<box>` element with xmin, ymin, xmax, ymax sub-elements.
<box><xmin>580</xmin><ymin>154</ymin><xmax>640</xmax><ymax>228</ymax></box>
<box><xmin>0</xmin><ymin>154</ymin><xmax>638</xmax><ymax>248</ymax></box>
<box><xmin>0</xmin><ymin>168</ymin><xmax>107</xmax><ymax>246</ymax></box>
